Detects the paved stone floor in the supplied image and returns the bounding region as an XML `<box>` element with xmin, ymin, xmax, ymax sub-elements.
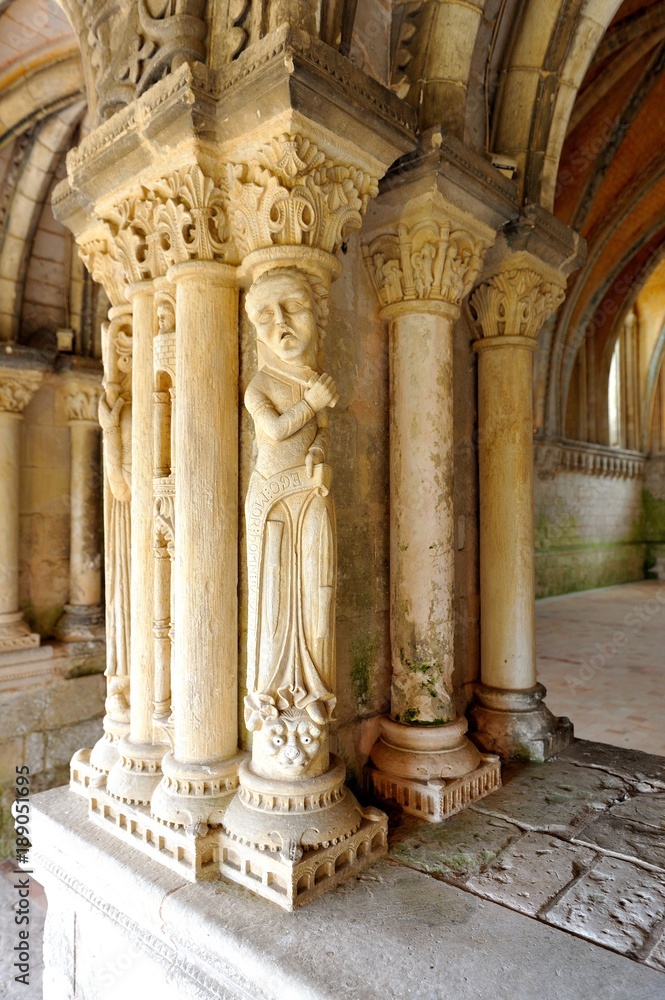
<box><xmin>537</xmin><ymin>580</ymin><xmax>665</xmax><ymax>755</ymax></box>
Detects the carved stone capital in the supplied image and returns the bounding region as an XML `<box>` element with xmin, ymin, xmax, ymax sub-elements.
<box><xmin>362</xmin><ymin>202</ymin><xmax>494</xmax><ymax>313</ymax></box>
<box><xmin>103</xmin><ymin>165</ymin><xmax>231</xmax><ymax>286</ymax></box>
<box><xmin>78</xmin><ymin>230</ymin><xmax>127</xmax><ymax>308</ymax></box>
<box><xmin>225</xmin><ymin>129</ymin><xmax>381</xmax><ymax>262</ymax></box>
<box><xmin>470</xmin><ymin>263</ymin><xmax>566</xmax><ymax>342</ymax></box>
<box><xmin>0</xmin><ymin>369</ymin><xmax>43</xmax><ymax>415</ymax></box>
<box><xmin>62</xmin><ymin>377</ymin><xmax>103</xmax><ymax>424</ymax></box>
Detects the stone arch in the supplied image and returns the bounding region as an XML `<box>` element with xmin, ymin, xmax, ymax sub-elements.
<box><xmin>491</xmin><ymin>0</ymin><xmax>623</xmax><ymax>206</ymax></box>
<box><xmin>0</xmin><ymin>100</ymin><xmax>85</xmax><ymax>342</ymax></box>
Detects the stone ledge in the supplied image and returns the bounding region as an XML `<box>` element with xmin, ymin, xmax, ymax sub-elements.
<box><xmin>31</xmin><ymin>785</ymin><xmax>665</xmax><ymax>1000</ymax></box>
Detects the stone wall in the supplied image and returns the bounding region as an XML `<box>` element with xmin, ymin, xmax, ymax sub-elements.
<box><xmin>534</xmin><ymin>442</ymin><xmax>646</xmax><ymax>597</ymax></box>
<box><xmin>0</xmin><ymin>672</ymin><xmax>104</xmax><ymax>857</ymax></box>
<box><xmin>644</xmin><ymin>454</ymin><xmax>665</xmax><ymax>568</ymax></box>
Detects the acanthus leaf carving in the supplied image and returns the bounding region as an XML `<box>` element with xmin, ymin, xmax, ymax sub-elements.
<box><xmin>470</xmin><ymin>268</ymin><xmax>566</xmax><ymax>340</ymax></box>
<box><xmin>103</xmin><ymin>165</ymin><xmax>231</xmax><ymax>284</ymax></box>
<box><xmin>226</xmin><ymin>133</ymin><xmax>380</xmax><ymax>258</ymax></box>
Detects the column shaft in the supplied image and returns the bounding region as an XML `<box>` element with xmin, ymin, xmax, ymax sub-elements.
<box><xmin>0</xmin><ymin>412</ymin><xmax>21</xmax><ymax>616</ymax></box>
<box><xmin>389</xmin><ymin>307</ymin><xmax>455</xmax><ymax>723</ymax></box>
<box><xmin>68</xmin><ymin>422</ymin><xmax>102</xmax><ymax>606</ymax></box>
<box><xmin>129</xmin><ymin>285</ymin><xmax>157</xmax><ymax>745</ymax></box>
<box><xmin>476</xmin><ymin>339</ymin><xmax>537</xmax><ymax>690</ymax></box>
<box><xmin>172</xmin><ymin>262</ymin><xmax>238</xmax><ymax>764</ymax></box>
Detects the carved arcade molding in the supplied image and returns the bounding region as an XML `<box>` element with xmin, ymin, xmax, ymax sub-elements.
<box><xmin>363</xmin><ymin>218</ymin><xmax>491</xmax><ymax>310</ymax></box>
<box><xmin>0</xmin><ymin>370</ymin><xmax>43</xmax><ymax>414</ymax></box>
<box><xmin>470</xmin><ymin>268</ymin><xmax>566</xmax><ymax>341</ymax></box>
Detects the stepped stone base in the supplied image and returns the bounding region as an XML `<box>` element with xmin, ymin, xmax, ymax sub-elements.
<box><xmin>366</xmin><ymin>753</ymin><xmax>502</xmax><ymax>822</ymax></box>
<box><xmin>219</xmin><ymin>811</ymin><xmax>387</xmax><ymax>910</ymax></box>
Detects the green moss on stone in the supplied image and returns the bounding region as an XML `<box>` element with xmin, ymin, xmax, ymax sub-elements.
<box><xmin>350</xmin><ymin>635</ymin><xmax>377</xmax><ymax>709</ymax></box>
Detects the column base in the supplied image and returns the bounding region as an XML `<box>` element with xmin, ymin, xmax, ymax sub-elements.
<box><xmin>366</xmin><ymin>716</ymin><xmax>501</xmax><ymax>822</ymax></box>
<box><xmin>0</xmin><ymin>610</ymin><xmax>39</xmax><ymax>653</ymax></box>
<box><xmin>71</xmin><ymin>715</ymin><xmax>129</xmax><ymax>785</ymax></box>
<box><xmin>54</xmin><ymin>603</ymin><xmax>105</xmax><ymax>642</ymax></box>
<box><xmin>150</xmin><ymin>751</ymin><xmax>243</xmax><ymax>828</ymax></box>
<box><xmin>219</xmin><ymin>755</ymin><xmax>388</xmax><ymax>910</ymax></box>
<box><xmin>469</xmin><ymin>683</ymin><xmax>574</xmax><ymax>762</ymax></box>
<box><xmin>105</xmin><ymin>736</ymin><xmax>168</xmax><ymax>805</ymax></box>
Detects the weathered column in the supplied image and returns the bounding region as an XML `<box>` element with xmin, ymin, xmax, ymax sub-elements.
<box><xmin>0</xmin><ymin>368</ymin><xmax>43</xmax><ymax>654</ymax></box>
<box><xmin>360</xmin><ymin>139</ymin><xmax>515</xmax><ymax>821</ymax></box>
<box><xmin>56</xmin><ymin>376</ymin><xmax>104</xmax><ymax>641</ymax></box>
<box><xmin>469</xmin><ymin>213</ymin><xmax>584</xmax><ymax>760</ymax></box>
<box><xmin>150</xmin><ymin>260</ymin><xmax>243</xmax><ymax>826</ymax></box>
<box><xmin>107</xmin><ymin>280</ymin><xmax>168</xmax><ymax>802</ymax></box>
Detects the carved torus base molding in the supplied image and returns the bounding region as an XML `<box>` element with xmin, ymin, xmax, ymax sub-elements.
<box><xmin>71</xmin><ymin>750</ymin><xmax>386</xmax><ymax>902</ymax></box>
<box><xmin>366</xmin><ymin>756</ymin><xmax>501</xmax><ymax>824</ymax></box>
<box><xmin>219</xmin><ymin>756</ymin><xmax>387</xmax><ymax>910</ymax></box>
<box><xmin>469</xmin><ymin>684</ymin><xmax>574</xmax><ymax>762</ymax></box>
<box><xmin>366</xmin><ymin>717</ymin><xmax>501</xmax><ymax>823</ymax></box>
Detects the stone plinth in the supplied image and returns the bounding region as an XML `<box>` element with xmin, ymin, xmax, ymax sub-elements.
<box><xmin>32</xmin><ymin>784</ymin><xmax>664</xmax><ymax>1000</ymax></box>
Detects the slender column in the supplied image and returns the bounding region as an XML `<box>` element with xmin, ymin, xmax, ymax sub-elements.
<box><xmin>150</xmin><ymin>260</ymin><xmax>242</xmax><ymax>826</ymax></box>
<box><xmin>107</xmin><ymin>281</ymin><xmax>167</xmax><ymax>802</ymax></box>
<box><xmin>56</xmin><ymin>377</ymin><xmax>104</xmax><ymax>641</ymax></box>
<box><xmin>361</xmin><ymin>196</ymin><xmax>501</xmax><ymax>821</ymax></box>
<box><xmin>85</xmin><ymin>303</ymin><xmax>133</xmax><ymax>776</ymax></box>
<box><xmin>0</xmin><ymin>369</ymin><xmax>42</xmax><ymax>654</ymax></box>
<box><xmin>469</xmin><ymin>263</ymin><xmax>574</xmax><ymax>760</ymax></box>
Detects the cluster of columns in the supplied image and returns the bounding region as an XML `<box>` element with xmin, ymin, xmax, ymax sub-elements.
<box><xmin>55</xmin><ymin>29</ymin><xmax>585</xmax><ymax>911</ymax></box>
<box><xmin>361</xmin><ymin>149</ymin><xmax>583</xmax><ymax>816</ymax></box>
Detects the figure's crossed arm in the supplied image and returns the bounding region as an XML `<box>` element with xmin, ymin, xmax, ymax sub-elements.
<box><xmin>246</xmin><ymin>387</ymin><xmax>315</xmax><ymax>443</ymax></box>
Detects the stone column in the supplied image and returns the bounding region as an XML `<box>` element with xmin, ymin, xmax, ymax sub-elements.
<box><xmin>469</xmin><ymin>252</ymin><xmax>575</xmax><ymax>760</ymax></box>
<box><xmin>56</xmin><ymin>376</ymin><xmax>104</xmax><ymax>641</ymax></box>
<box><xmin>107</xmin><ymin>281</ymin><xmax>168</xmax><ymax>802</ymax></box>
<box><xmin>0</xmin><ymin>369</ymin><xmax>43</xmax><ymax>654</ymax></box>
<box><xmin>150</xmin><ymin>260</ymin><xmax>243</xmax><ymax>826</ymax></box>
<box><xmin>361</xmin><ymin>191</ymin><xmax>502</xmax><ymax>821</ymax></box>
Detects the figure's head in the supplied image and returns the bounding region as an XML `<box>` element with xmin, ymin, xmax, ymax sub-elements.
<box><xmin>156</xmin><ymin>296</ymin><xmax>175</xmax><ymax>335</ymax></box>
<box><xmin>245</xmin><ymin>268</ymin><xmax>321</xmax><ymax>369</ymax></box>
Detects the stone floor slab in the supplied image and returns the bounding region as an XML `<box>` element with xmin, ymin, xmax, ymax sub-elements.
<box><xmin>466</xmin><ymin>831</ymin><xmax>597</xmax><ymax>916</ymax></box>
<box><xmin>574</xmin><ymin>792</ymin><xmax>665</xmax><ymax>870</ymax></box>
<box><xmin>559</xmin><ymin>740</ymin><xmax>665</xmax><ymax>786</ymax></box>
<box><xmin>387</xmin><ymin>806</ymin><xmax>520</xmax><ymax>879</ymax></box>
<box><xmin>545</xmin><ymin>855</ymin><xmax>665</xmax><ymax>957</ymax></box>
<box><xmin>470</xmin><ymin>758</ymin><xmax>629</xmax><ymax>834</ymax></box>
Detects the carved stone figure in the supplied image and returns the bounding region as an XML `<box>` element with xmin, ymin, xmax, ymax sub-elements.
<box><xmin>98</xmin><ymin>311</ymin><xmax>133</xmax><ymax>724</ymax></box>
<box><xmin>243</xmin><ymin>267</ymin><xmax>339</xmax><ymax>780</ymax></box>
